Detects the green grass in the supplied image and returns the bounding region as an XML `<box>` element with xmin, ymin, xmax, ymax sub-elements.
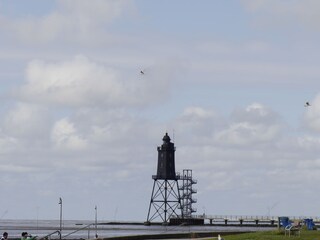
<box><xmin>217</xmin><ymin>229</ymin><xmax>320</xmax><ymax>240</ymax></box>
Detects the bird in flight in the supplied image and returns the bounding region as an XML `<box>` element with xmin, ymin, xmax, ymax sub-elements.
<box><xmin>140</xmin><ymin>70</ymin><xmax>145</xmax><ymax>75</ymax></box>
<box><xmin>305</xmin><ymin>102</ymin><xmax>311</xmax><ymax>107</ymax></box>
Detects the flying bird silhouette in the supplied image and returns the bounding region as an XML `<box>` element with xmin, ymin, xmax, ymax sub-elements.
<box><xmin>305</xmin><ymin>102</ymin><xmax>311</xmax><ymax>107</ymax></box>
<box><xmin>140</xmin><ymin>70</ymin><xmax>145</xmax><ymax>75</ymax></box>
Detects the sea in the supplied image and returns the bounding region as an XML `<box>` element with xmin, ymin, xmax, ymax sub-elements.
<box><xmin>0</xmin><ymin>219</ymin><xmax>275</xmax><ymax>239</ymax></box>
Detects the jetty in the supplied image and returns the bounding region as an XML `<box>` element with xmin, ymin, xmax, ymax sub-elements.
<box><xmin>185</xmin><ymin>215</ymin><xmax>320</xmax><ymax>226</ymax></box>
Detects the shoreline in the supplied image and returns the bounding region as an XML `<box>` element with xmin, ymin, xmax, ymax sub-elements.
<box><xmin>98</xmin><ymin>231</ymin><xmax>250</xmax><ymax>240</ymax></box>
<box><xmin>0</xmin><ymin>220</ymin><xmax>277</xmax><ymax>240</ymax></box>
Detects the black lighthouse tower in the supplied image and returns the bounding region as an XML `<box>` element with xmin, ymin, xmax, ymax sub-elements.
<box><xmin>146</xmin><ymin>133</ymin><xmax>182</xmax><ymax>224</ymax></box>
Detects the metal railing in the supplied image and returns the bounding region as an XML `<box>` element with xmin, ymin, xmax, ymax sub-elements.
<box><xmin>192</xmin><ymin>214</ymin><xmax>320</xmax><ymax>221</ymax></box>
<box><xmin>38</xmin><ymin>230</ymin><xmax>61</xmax><ymax>240</ymax></box>
<box><xmin>61</xmin><ymin>223</ymin><xmax>97</xmax><ymax>239</ymax></box>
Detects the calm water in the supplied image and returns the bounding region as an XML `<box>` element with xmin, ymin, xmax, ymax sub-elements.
<box><xmin>0</xmin><ymin>219</ymin><xmax>275</xmax><ymax>239</ymax></box>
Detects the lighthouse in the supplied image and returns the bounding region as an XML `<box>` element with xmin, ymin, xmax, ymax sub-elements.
<box><xmin>146</xmin><ymin>133</ymin><xmax>182</xmax><ymax>224</ymax></box>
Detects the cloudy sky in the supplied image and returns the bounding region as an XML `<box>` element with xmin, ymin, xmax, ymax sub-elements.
<box><xmin>1</xmin><ymin>0</ymin><xmax>320</xmax><ymax>222</ymax></box>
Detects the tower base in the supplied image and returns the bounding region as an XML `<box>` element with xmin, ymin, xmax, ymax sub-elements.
<box><xmin>146</xmin><ymin>178</ymin><xmax>182</xmax><ymax>223</ymax></box>
<box><xmin>169</xmin><ymin>218</ymin><xmax>204</xmax><ymax>225</ymax></box>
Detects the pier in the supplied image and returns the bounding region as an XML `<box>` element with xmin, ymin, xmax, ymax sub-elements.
<box><xmin>198</xmin><ymin>215</ymin><xmax>320</xmax><ymax>226</ymax></box>
<box><xmin>170</xmin><ymin>215</ymin><xmax>320</xmax><ymax>226</ymax></box>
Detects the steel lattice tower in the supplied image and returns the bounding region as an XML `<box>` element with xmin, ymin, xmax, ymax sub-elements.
<box><xmin>146</xmin><ymin>133</ymin><xmax>182</xmax><ymax>224</ymax></box>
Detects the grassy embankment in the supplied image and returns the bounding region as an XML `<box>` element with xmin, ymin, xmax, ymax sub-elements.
<box><xmin>220</xmin><ymin>229</ymin><xmax>319</xmax><ymax>240</ymax></box>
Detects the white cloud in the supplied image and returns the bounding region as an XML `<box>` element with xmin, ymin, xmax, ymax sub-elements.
<box><xmin>15</xmin><ymin>55</ymin><xmax>175</xmax><ymax>108</ymax></box>
<box><xmin>173</xmin><ymin>103</ymin><xmax>294</xmax><ymax>195</ymax></box>
<box><xmin>216</xmin><ymin>122</ymin><xmax>280</xmax><ymax>146</ymax></box>
<box><xmin>232</xmin><ymin>103</ymin><xmax>280</xmax><ymax>125</ymax></box>
<box><xmin>0</xmin><ymin>131</ymin><xmax>18</xmax><ymax>154</ymax></box>
<box><xmin>174</xmin><ymin>107</ymin><xmax>224</xmax><ymax>144</ymax></box>
<box><xmin>0</xmin><ymin>0</ymin><xmax>133</xmax><ymax>43</ymax></box>
<box><xmin>2</xmin><ymin>102</ymin><xmax>51</xmax><ymax>140</ymax></box>
<box><xmin>20</xmin><ymin>55</ymin><xmax>123</xmax><ymax>107</ymax></box>
<box><xmin>51</xmin><ymin>118</ymin><xmax>87</xmax><ymax>150</ymax></box>
<box><xmin>242</xmin><ymin>0</ymin><xmax>320</xmax><ymax>30</ymax></box>
<box><xmin>215</xmin><ymin>103</ymin><xmax>282</xmax><ymax>146</ymax></box>
<box><xmin>182</xmin><ymin>107</ymin><xmax>215</xmax><ymax>119</ymax></box>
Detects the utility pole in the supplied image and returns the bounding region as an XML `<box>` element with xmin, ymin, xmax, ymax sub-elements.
<box><xmin>95</xmin><ymin>206</ymin><xmax>98</xmax><ymax>238</ymax></box>
<box><xmin>59</xmin><ymin>197</ymin><xmax>63</xmax><ymax>237</ymax></box>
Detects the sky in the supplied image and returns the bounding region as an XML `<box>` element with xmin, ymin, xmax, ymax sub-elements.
<box><xmin>1</xmin><ymin>0</ymin><xmax>320</xmax><ymax>222</ymax></box>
